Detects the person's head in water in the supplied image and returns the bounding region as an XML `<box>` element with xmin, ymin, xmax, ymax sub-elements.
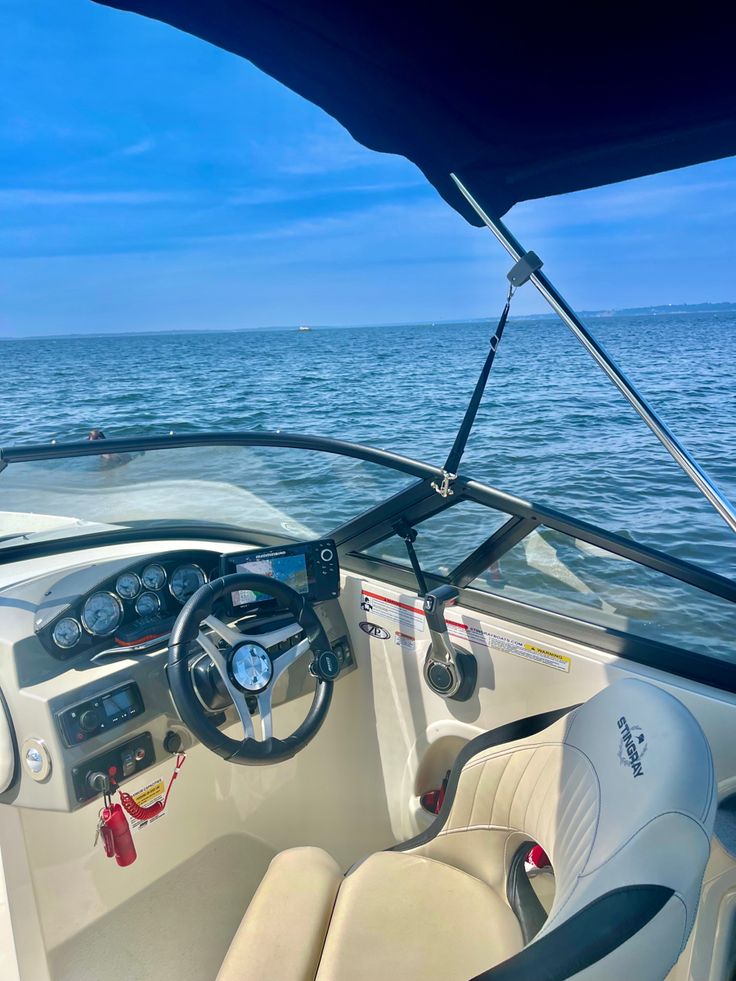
<box><xmin>87</xmin><ymin>429</ymin><xmax>106</xmax><ymax>440</ymax></box>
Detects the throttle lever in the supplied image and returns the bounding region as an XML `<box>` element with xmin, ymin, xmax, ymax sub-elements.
<box><xmin>422</xmin><ymin>585</ymin><xmax>477</xmax><ymax>701</ymax></box>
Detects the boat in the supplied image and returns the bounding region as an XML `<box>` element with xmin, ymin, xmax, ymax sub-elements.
<box><xmin>1</xmin><ymin>6</ymin><xmax>735</xmax><ymax>981</ymax></box>
<box><xmin>297</xmin><ymin>326</ymin><xmax>312</xmax><ymax>332</ymax></box>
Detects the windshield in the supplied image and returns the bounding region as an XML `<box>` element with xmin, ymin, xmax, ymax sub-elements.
<box><xmin>0</xmin><ymin>444</ymin><xmax>413</xmax><ymax>546</ymax></box>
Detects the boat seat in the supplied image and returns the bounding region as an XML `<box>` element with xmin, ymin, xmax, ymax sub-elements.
<box><xmin>217</xmin><ymin>678</ymin><xmax>716</xmax><ymax>981</ymax></box>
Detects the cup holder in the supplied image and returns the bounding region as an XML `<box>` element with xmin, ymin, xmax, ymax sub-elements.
<box><xmin>414</xmin><ymin>734</ymin><xmax>468</xmax><ymax>800</ymax></box>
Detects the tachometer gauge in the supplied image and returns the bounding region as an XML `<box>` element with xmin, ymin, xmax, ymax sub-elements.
<box><xmin>81</xmin><ymin>592</ymin><xmax>123</xmax><ymax>637</ymax></box>
<box><xmin>52</xmin><ymin>617</ymin><xmax>82</xmax><ymax>650</ymax></box>
<box><xmin>115</xmin><ymin>572</ymin><xmax>141</xmax><ymax>600</ymax></box>
<box><xmin>135</xmin><ymin>591</ymin><xmax>161</xmax><ymax>617</ymax></box>
<box><xmin>169</xmin><ymin>564</ymin><xmax>206</xmax><ymax>603</ymax></box>
<box><xmin>141</xmin><ymin>563</ymin><xmax>167</xmax><ymax>591</ymax></box>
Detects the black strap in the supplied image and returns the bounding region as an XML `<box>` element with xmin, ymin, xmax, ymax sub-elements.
<box><xmin>443</xmin><ymin>285</ymin><xmax>514</xmax><ymax>476</ymax></box>
<box><xmin>393</xmin><ymin>518</ymin><xmax>429</xmax><ymax>597</ymax></box>
<box><xmin>471</xmin><ymin>884</ymin><xmax>674</xmax><ymax>981</ymax></box>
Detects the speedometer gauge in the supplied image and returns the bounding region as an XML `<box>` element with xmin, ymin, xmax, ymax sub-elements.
<box><xmin>115</xmin><ymin>572</ymin><xmax>141</xmax><ymax>600</ymax></box>
<box><xmin>169</xmin><ymin>564</ymin><xmax>206</xmax><ymax>603</ymax></box>
<box><xmin>81</xmin><ymin>592</ymin><xmax>123</xmax><ymax>637</ymax></box>
<box><xmin>52</xmin><ymin>617</ymin><xmax>82</xmax><ymax>650</ymax></box>
<box><xmin>141</xmin><ymin>563</ymin><xmax>167</xmax><ymax>591</ymax></box>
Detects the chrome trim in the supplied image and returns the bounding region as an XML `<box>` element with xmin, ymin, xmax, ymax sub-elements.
<box><xmin>52</xmin><ymin>616</ymin><xmax>82</xmax><ymax>650</ymax></box>
<box><xmin>169</xmin><ymin>563</ymin><xmax>206</xmax><ymax>603</ymax></box>
<box><xmin>141</xmin><ymin>562</ymin><xmax>167</xmax><ymax>590</ymax></box>
<box><xmin>115</xmin><ymin>571</ymin><xmax>142</xmax><ymax>600</ymax></box>
<box><xmin>134</xmin><ymin>591</ymin><xmax>161</xmax><ymax>616</ymax></box>
<box><xmin>80</xmin><ymin>591</ymin><xmax>123</xmax><ymax>637</ymax></box>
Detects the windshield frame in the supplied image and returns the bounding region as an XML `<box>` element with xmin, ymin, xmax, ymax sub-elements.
<box><xmin>2</xmin><ymin>429</ymin><xmax>735</xmax><ymax>694</ymax></box>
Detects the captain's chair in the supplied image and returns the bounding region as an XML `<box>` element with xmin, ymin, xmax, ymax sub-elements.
<box><xmin>218</xmin><ymin>678</ymin><xmax>716</xmax><ymax>981</ymax></box>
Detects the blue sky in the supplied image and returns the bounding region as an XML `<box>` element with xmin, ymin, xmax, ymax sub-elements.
<box><xmin>3</xmin><ymin>1</ymin><xmax>736</xmax><ymax>336</ymax></box>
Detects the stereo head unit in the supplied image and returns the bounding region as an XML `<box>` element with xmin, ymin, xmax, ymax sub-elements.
<box><xmin>220</xmin><ymin>540</ymin><xmax>339</xmax><ymax>611</ymax></box>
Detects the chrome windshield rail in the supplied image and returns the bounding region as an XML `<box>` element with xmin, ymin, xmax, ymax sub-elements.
<box><xmin>451</xmin><ymin>174</ymin><xmax>736</xmax><ymax>537</ymax></box>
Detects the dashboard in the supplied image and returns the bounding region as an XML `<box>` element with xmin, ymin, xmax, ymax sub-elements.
<box><xmin>35</xmin><ymin>549</ymin><xmax>221</xmax><ymax>660</ymax></box>
<box><xmin>0</xmin><ymin>537</ymin><xmax>353</xmax><ymax>812</ymax></box>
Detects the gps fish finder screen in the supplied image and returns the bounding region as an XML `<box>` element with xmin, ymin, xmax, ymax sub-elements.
<box><xmin>231</xmin><ymin>554</ymin><xmax>309</xmax><ymax>607</ymax></box>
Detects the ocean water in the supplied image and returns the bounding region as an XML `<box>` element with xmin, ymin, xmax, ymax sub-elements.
<box><xmin>3</xmin><ymin>312</ymin><xmax>735</xmax><ymax>558</ymax></box>
<box><xmin>1</xmin><ymin>312</ymin><xmax>734</xmax><ymax>658</ymax></box>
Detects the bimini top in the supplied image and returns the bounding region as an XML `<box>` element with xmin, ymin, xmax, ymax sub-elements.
<box><xmin>93</xmin><ymin>1</ymin><xmax>736</xmax><ymax>221</ymax></box>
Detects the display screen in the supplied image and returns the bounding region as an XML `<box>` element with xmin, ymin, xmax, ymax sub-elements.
<box><xmin>231</xmin><ymin>553</ymin><xmax>309</xmax><ymax>607</ymax></box>
<box><xmin>103</xmin><ymin>688</ymin><xmax>135</xmax><ymax>719</ymax></box>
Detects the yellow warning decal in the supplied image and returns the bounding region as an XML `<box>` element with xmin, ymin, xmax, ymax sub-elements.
<box><xmin>131</xmin><ymin>778</ymin><xmax>165</xmax><ymax>809</ymax></box>
<box><xmin>491</xmin><ymin>634</ymin><xmax>571</xmax><ymax>673</ymax></box>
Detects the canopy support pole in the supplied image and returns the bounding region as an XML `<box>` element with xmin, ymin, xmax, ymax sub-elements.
<box><xmin>451</xmin><ymin>173</ymin><xmax>736</xmax><ymax>537</ymax></box>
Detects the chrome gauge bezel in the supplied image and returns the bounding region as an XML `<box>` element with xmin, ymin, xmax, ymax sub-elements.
<box><xmin>135</xmin><ymin>591</ymin><xmax>162</xmax><ymax>617</ymax></box>
<box><xmin>115</xmin><ymin>571</ymin><xmax>142</xmax><ymax>600</ymax></box>
<box><xmin>169</xmin><ymin>563</ymin><xmax>207</xmax><ymax>603</ymax></box>
<box><xmin>52</xmin><ymin>616</ymin><xmax>82</xmax><ymax>650</ymax></box>
<box><xmin>81</xmin><ymin>591</ymin><xmax>123</xmax><ymax>637</ymax></box>
<box><xmin>141</xmin><ymin>563</ymin><xmax>167</xmax><ymax>591</ymax></box>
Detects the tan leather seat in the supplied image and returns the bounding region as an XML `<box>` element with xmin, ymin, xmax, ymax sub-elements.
<box><xmin>218</xmin><ymin>679</ymin><xmax>716</xmax><ymax>981</ymax></box>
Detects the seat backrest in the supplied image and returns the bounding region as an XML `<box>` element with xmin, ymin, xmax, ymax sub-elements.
<box><xmin>402</xmin><ymin>678</ymin><xmax>716</xmax><ymax>980</ymax></box>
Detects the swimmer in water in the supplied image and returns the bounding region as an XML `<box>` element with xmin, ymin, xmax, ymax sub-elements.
<box><xmin>87</xmin><ymin>428</ymin><xmax>134</xmax><ymax>468</ymax></box>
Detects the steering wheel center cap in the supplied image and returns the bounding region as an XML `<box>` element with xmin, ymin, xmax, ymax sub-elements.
<box><xmin>230</xmin><ymin>642</ymin><xmax>273</xmax><ymax>693</ymax></box>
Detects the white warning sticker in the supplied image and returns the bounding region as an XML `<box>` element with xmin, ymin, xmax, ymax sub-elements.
<box><xmin>127</xmin><ymin>777</ymin><xmax>166</xmax><ymax>832</ymax></box>
<box><xmin>359</xmin><ymin>590</ymin><xmax>425</xmax><ymax>633</ymax></box>
<box><xmin>394</xmin><ymin>630</ymin><xmax>417</xmax><ymax>652</ymax></box>
<box><xmin>446</xmin><ymin>619</ymin><xmax>570</xmax><ymax>673</ymax></box>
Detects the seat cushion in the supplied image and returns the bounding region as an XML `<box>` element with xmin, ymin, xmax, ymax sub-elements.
<box><xmin>316</xmin><ymin>851</ymin><xmax>523</xmax><ymax>981</ymax></box>
<box><xmin>217</xmin><ymin>847</ymin><xmax>342</xmax><ymax>981</ymax></box>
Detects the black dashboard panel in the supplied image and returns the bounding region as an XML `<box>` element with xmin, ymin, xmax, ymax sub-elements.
<box><xmin>35</xmin><ymin>549</ymin><xmax>222</xmax><ymax>660</ymax></box>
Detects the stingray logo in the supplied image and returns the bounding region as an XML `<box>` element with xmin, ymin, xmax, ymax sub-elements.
<box><xmin>617</xmin><ymin>716</ymin><xmax>647</xmax><ymax>778</ymax></box>
<box><xmin>359</xmin><ymin>621</ymin><xmax>390</xmax><ymax>640</ymax></box>
<box><xmin>360</xmin><ymin>596</ymin><xmax>373</xmax><ymax>612</ymax></box>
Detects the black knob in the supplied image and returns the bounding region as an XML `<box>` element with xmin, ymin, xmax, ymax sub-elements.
<box><xmin>310</xmin><ymin>650</ymin><xmax>340</xmax><ymax>682</ymax></box>
<box><xmin>163</xmin><ymin>730</ymin><xmax>183</xmax><ymax>754</ymax></box>
<box><xmin>79</xmin><ymin>709</ymin><xmax>100</xmax><ymax>733</ymax></box>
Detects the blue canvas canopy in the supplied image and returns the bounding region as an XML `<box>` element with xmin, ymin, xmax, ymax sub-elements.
<box><xmin>93</xmin><ymin>1</ymin><xmax>736</xmax><ymax>220</ymax></box>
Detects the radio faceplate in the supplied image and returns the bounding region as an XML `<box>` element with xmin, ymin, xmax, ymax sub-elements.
<box><xmin>220</xmin><ymin>540</ymin><xmax>339</xmax><ymax>612</ymax></box>
<box><xmin>58</xmin><ymin>682</ymin><xmax>144</xmax><ymax>746</ymax></box>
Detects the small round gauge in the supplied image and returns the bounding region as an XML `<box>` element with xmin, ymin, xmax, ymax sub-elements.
<box><xmin>115</xmin><ymin>572</ymin><xmax>141</xmax><ymax>600</ymax></box>
<box><xmin>169</xmin><ymin>564</ymin><xmax>207</xmax><ymax>603</ymax></box>
<box><xmin>141</xmin><ymin>563</ymin><xmax>167</xmax><ymax>591</ymax></box>
<box><xmin>135</xmin><ymin>591</ymin><xmax>161</xmax><ymax>617</ymax></box>
<box><xmin>81</xmin><ymin>591</ymin><xmax>123</xmax><ymax>637</ymax></box>
<box><xmin>52</xmin><ymin>617</ymin><xmax>82</xmax><ymax>650</ymax></box>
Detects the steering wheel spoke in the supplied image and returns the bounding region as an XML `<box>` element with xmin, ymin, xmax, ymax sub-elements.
<box><xmin>203</xmin><ymin>614</ymin><xmax>244</xmax><ymax>648</ymax></box>
<box><xmin>168</xmin><ymin>571</ymin><xmax>335</xmax><ymax>764</ymax></box>
<box><xmin>256</xmin><ymin>690</ymin><xmax>273</xmax><ymax>741</ymax></box>
<box><xmin>196</xmin><ymin>630</ymin><xmax>255</xmax><ymax>740</ymax></box>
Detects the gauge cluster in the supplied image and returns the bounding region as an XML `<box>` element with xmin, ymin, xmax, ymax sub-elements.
<box><xmin>40</xmin><ymin>551</ymin><xmax>219</xmax><ymax>659</ymax></box>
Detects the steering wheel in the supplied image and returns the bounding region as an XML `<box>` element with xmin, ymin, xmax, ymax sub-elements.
<box><xmin>167</xmin><ymin>573</ymin><xmax>338</xmax><ymax>764</ymax></box>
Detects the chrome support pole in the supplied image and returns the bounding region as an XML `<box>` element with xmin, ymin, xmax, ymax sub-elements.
<box><xmin>451</xmin><ymin>173</ymin><xmax>736</xmax><ymax>536</ymax></box>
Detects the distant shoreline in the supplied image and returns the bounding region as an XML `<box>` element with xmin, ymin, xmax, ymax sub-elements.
<box><xmin>2</xmin><ymin>301</ymin><xmax>735</xmax><ymax>340</ymax></box>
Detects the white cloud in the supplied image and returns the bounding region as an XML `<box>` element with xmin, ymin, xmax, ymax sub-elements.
<box><xmin>0</xmin><ymin>189</ymin><xmax>183</xmax><ymax>207</ymax></box>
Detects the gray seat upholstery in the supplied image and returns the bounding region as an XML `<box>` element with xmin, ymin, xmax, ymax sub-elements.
<box><xmin>218</xmin><ymin>678</ymin><xmax>716</xmax><ymax>981</ymax></box>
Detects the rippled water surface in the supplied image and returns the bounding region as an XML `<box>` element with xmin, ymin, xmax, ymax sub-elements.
<box><xmin>3</xmin><ymin>313</ymin><xmax>734</xmax><ymax>566</ymax></box>
<box><xmin>1</xmin><ymin>314</ymin><xmax>735</xmax><ymax>660</ymax></box>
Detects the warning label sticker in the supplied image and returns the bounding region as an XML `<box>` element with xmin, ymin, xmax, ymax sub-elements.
<box><xmin>359</xmin><ymin>590</ymin><xmax>425</xmax><ymax>633</ymax></box>
<box><xmin>446</xmin><ymin>620</ymin><xmax>570</xmax><ymax>673</ymax></box>
<box><xmin>359</xmin><ymin>589</ymin><xmax>569</xmax><ymax>673</ymax></box>
<box><xmin>490</xmin><ymin>634</ymin><xmax>570</xmax><ymax>673</ymax></box>
<box><xmin>394</xmin><ymin>630</ymin><xmax>417</xmax><ymax>652</ymax></box>
<box><xmin>128</xmin><ymin>777</ymin><xmax>166</xmax><ymax>832</ymax></box>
